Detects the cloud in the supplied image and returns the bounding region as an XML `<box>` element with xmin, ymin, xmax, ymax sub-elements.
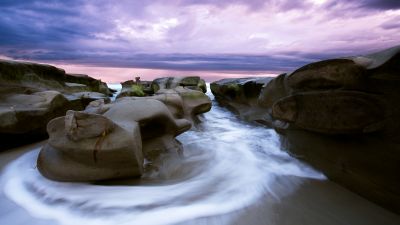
<box><xmin>380</xmin><ymin>16</ymin><xmax>400</xmax><ymax>29</ymax></box>
<box><xmin>1</xmin><ymin>49</ymin><xmax>310</xmax><ymax>72</ymax></box>
<box><xmin>0</xmin><ymin>0</ymin><xmax>399</xmax><ymax>79</ymax></box>
<box><xmin>358</xmin><ymin>0</ymin><xmax>400</xmax><ymax>10</ymax></box>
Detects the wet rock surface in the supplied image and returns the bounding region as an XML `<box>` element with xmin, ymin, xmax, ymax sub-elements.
<box><xmin>210</xmin><ymin>77</ymin><xmax>274</xmax><ymax>125</ymax></box>
<box><xmin>37</xmin><ymin>86</ymin><xmax>211</xmax><ymax>182</ymax></box>
<box><xmin>0</xmin><ymin>60</ymin><xmax>112</xmax><ymax>150</ymax></box>
<box><xmin>211</xmin><ymin>45</ymin><xmax>400</xmax><ymax>214</ymax></box>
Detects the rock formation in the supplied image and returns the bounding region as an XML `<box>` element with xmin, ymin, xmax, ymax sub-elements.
<box><xmin>116</xmin><ymin>80</ymin><xmax>153</xmax><ymax>98</ymax></box>
<box><xmin>211</xmin><ymin>45</ymin><xmax>400</xmax><ymax>214</ymax></box>
<box><xmin>210</xmin><ymin>77</ymin><xmax>274</xmax><ymax>125</ymax></box>
<box><xmin>151</xmin><ymin>76</ymin><xmax>207</xmax><ymax>93</ymax></box>
<box><xmin>0</xmin><ymin>60</ymin><xmax>112</xmax><ymax>149</ymax></box>
<box><xmin>117</xmin><ymin>76</ymin><xmax>207</xmax><ymax>99</ymax></box>
<box><xmin>37</xmin><ymin>86</ymin><xmax>211</xmax><ymax>182</ymax></box>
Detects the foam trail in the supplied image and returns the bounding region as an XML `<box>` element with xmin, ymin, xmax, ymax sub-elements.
<box><xmin>0</xmin><ymin>84</ymin><xmax>325</xmax><ymax>225</ymax></box>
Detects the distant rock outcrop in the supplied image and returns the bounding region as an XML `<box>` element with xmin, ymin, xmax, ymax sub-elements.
<box><xmin>65</xmin><ymin>73</ymin><xmax>113</xmax><ymax>96</ymax></box>
<box><xmin>37</xmin><ymin>86</ymin><xmax>211</xmax><ymax>182</ymax></box>
<box><xmin>116</xmin><ymin>80</ymin><xmax>153</xmax><ymax>98</ymax></box>
<box><xmin>0</xmin><ymin>60</ymin><xmax>112</xmax><ymax>149</ymax></box>
<box><xmin>116</xmin><ymin>76</ymin><xmax>207</xmax><ymax>99</ymax></box>
<box><xmin>152</xmin><ymin>76</ymin><xmax>207</xmax><ymax>93</ymax></box>
<box><xmin>211</xmin><ymin>45</ymin><xmax>400</xmax><ymax>214</ymax></box>
<box><xmin>210</xmin><ymin>77</ymin><xmax>274</xmax><ymax>125</ymax></box>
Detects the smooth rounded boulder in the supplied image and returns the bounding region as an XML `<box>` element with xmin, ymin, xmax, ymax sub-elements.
<box><xmin>38</xmin><ymin>112</ymin><xmax>143</xmax><ymax>182</ymax></box>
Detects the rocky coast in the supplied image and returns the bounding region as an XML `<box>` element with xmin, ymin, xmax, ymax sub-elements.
<box><xmin>0</xmin><ymin>46</ymin><xmax>399</xmax><ymax>225</ymax></box>
<box><xmin>211</xmin><ymin>45</ymin><xmax>400</xmax><ymax>214</ymax></box>
<box><xmin>0</xmin><ymin>60</ymin><xmax>115</xmax><ymax>149</ymax></box>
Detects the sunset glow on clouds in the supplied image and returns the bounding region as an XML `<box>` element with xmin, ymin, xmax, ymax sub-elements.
<box><xmin>0</xmin><ymin>0</ymin><xmax>399</xmax><ymax>81</ymax></box>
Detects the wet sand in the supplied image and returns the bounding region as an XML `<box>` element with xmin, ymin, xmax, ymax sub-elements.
<box><xmin>1</xmin><ymin>141</ymin><xmax>399</xmax><ymax>225</ymax></box>
<box><xmin>173</xmin><ymin>176</ymin><xmax>400</xmax><ymax>225</ymax></box>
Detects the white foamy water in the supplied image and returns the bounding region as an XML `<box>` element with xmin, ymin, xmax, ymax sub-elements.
<box><xmin>0</xmin><ymin>84</ymin><xmax>325</xmax><ymax>225</ymax></box>
<box><xmin>107</xmin><ymin>83</ymin><xmax>122</xmax><ymax>101</ymax></box>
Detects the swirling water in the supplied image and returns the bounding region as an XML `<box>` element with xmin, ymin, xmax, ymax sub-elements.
<box><xmin>0</xmin><ymin>85</ymin><xmax>326</xmax><ymax>225</ymax></box>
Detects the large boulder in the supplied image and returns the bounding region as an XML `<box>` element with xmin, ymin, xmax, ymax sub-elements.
<box><xmin>38</xmin><ymin>110</ymin><xmax>143</xmax><ymax>182</ymax></box>
<box><xmin>37</xmin><ymin>86</ymin><xmax>211</xmax><ymax>182</ymax></box>
<box><xmin>0</xmin><ymin>60</ymin><xmax>111</xmax><ymax>149</ymax></box>
<box><xmin>211</xmin><ymin>45</ymin><xmax>400</xmax><ymax>214</ymax></box>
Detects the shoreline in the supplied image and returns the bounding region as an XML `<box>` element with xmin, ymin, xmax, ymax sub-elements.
<box><xmin>1</xmin><ymin>142</ymin><xmax>399</xmax><ymax>225</ymax></box>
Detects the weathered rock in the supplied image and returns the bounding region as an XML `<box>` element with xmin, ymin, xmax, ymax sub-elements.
<box><xmin>117</xmin><ymin>80</ymin><xmax>149</xmax><ymax>98</ymax></box>
<box><xmin>211</xmin><ymin>77</ymin><xmax>274</xmax><ymax>124</ymax></box>
<box><xmin>118</xmin><ymin>87</ymin><xmax>212</xmax><ymax>123</ymax></box>
<box><xmin>65</xmin><ymin>91</ymin><xmax>110</xmax><ymax>110</ymax></box>
<box><xmin>38</xmin><ymin>113</ymin><xmax>143</xmax><ymax>182</ymax></box>
<box><xmin>180</xmin><ymin>76</ymin><xmax>207</xmax><ymax>92</ymax></box>
<box><xmin>197</xmin><ymin>78</ymin><xmax>207</xmax><ymax>93</ymax></box>
<box><xmin>65</xmin><ymin>73</ymin><xmax>113</xmax><ymax>96</ymax></box>
<box><xmin>64</xmin><ymin>110</ymin><xmax>115</xmax><ymax>141</ymax></box>
<box><xmin>0</xmin><ymin>60</ymin><xmax>66</xmax><ymax>90</ymax></box>
<box><xmin>0</xmin><ymin>90</ymin><xmax>68</xmax><ymax>132</ymax></box>
<box><xmin>0</xmin><ymin>60</ymin><xmax>111</xmax><ymax>149</ymax></box>
<box><xmin>107</xmin><ymin>99</ymin><xmax>191</xmax><ymax>160</ymax></box>
<box><xmin>174</xmin><ymin>87</ymin><xmax>212</xmax><ymax>119</ymax></box>
<box><xmin>117</xmin><ymin>76</ymin><xmax>208</xmax><ymax>99</ymax></box>
<box><xmin>37</xmin><ymin>100</ymin><xmax>190</xmax><ymax>181</ymax></box>
<box><xmin>258</xmin><ymin>73</ymin><xmax>289</xmax><ymax>109</ymax></box>
<box><xmin>272</xmin><ymin>91</ymin><xmax>386</xmax><ymax>134</ymax></box>
<box><xmin>210</xmin><ymin>45</ymin><xmax>400</xmax><ymax>214</ymax></box>
<box><xmin>274</xmin><ymin>47</ymin><xmax>400</xmax><ymax>213</ymax></box>
<box><xmin>0</xmin><ymin>60</ymin><xmax>112</xmax><ymax>96</ymax></box>
<box><xmin>84</xmin><ymin>99</ymin><xmax>111</xmax><ymax>114</ymax></box>
<box><xmin>37</xmin><ymin>86</ymin><xmax>211</xmax><ymax>182</ymax></box>
<box><xmin>151</xmin><ymin>76</ymin><xmax>207</xmax><ymax>93</ymax></box>
<box><xmin>286</xmin><ymin>59</ymin><xmax>367</xmax><ymax>91</ymax></box>
<box><xmin>140</xmin><ymin>81</ymin><xmax>153</xmax><ymax>95</ymax></box>
<box><xmin>0</xmin><ymin>91</ymin><xmax>72</xmax><ymax>149</ymax></box>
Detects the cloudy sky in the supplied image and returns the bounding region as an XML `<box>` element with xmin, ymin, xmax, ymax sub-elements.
<box><xmin>0</xmin><ymin>0</ymin><xmax>399</xmax><ymax>81</ymax></box>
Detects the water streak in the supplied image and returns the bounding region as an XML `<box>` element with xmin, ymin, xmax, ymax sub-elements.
<box><xmin>0</xmin><ymin>84</ymin><xmax>325</xmax><ymax>225</ymax></box>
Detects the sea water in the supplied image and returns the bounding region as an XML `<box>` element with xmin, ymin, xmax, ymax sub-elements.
<box><xmin>0</xmin><ymin>84</ymin><xmax>325</xmax><ymax>225</ymax></box>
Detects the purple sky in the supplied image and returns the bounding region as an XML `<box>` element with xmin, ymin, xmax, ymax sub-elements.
<box><xmin>0</xmin><ymin>0</ymin><xmax>399</xmax><ymax>82</ymax></box>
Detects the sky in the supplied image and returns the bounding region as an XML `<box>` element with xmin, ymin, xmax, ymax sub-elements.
<box><xmin>0</xmin><ymin>0</ymin><xmax>399</xmax><ymax>82</ymax></box>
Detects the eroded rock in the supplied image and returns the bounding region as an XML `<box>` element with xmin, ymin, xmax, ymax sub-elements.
<box><xmin>272</xmin><ymin>91</ymin><xmax>386</xmax><ymax>134</ymax></box>
<box><xmin>152</xmin><ymin>76</ymin><xmax>207</xmax><ymax>93</ymax></box>
<box><xmin>210</xmin><ymin>45</ymin><xmax>400</xmax><ymax>214</ymax></box>
<box><xmin>0</xmin><ymin>60</ymin><xmax>111</xmax><ymax>149</ymax></box>
<box><xmin>37</xmin><ymin>86</ymin><xmax>211</xmax><ymax>182</ymax></box>
<box><xmin>211</xmin><ymin>77</ymin><xmax>274</xmax><ymax>124</ymax></box>
<box><xmin>38</xmin><ymin>114</ymin><xmax>143</xmax><ymax>182</ymax></box>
